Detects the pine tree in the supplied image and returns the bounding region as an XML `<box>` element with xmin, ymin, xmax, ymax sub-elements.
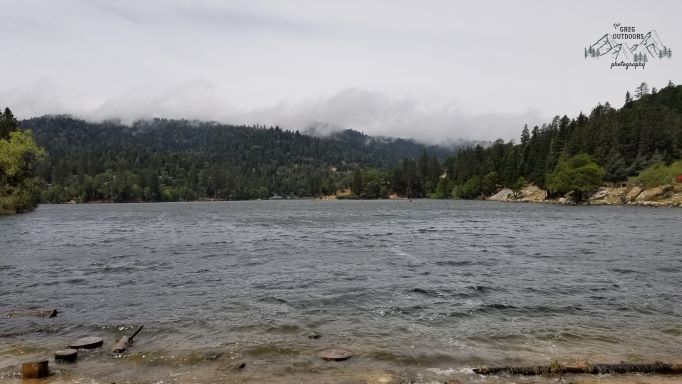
<box><xmin>520</xmin><ymin>125</ymin><xmax>530</xmax><ymax>146</ymax></box>
<box><xmin>635</xmin><ymin>82</ymin><xmax>649</xmax><ymax>99</ymax></box>
<box><xmin>351</xmin><ymin>169</ymin><xmax>363</xmax><ymax>198</ymax></box>
<box><xmin>625</xmin><ymin>91</ymin><xmax>633</xmax><ymax>105</ymax></box>
<box><xmin>0</xmin><ymin>107</ymin><xmax>20</xmax><ymax>140</ymax></box>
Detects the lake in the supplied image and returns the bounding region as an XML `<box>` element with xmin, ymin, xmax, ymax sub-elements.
<box><xmin>1</xmin><ymin>200</ymin><xmax>681</xmax><ymax>383</ymax></box>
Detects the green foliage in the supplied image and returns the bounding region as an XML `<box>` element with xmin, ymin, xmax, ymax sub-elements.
<box><xmin>446</xmin><ymin>83</ymin><xmax>682</xmax><ymax>197</ymax></box>
<box><xmin>480</xmin><ymin>171</ymin><xmax>499</xmax><ymax>196</ymax></box>
<box><xmin>603</xmin><ymin>151</ymin><xmax>627</xmax><ymax>182</ymax></box>
<box><xmin>24</xmin><ymin>116</ymin><xmax>454</xmax><ymax>202</ymax></box>
<box><xmin>8</xmin><ymin>82</ymin><xmax>682</xmax><ymax>204</ymax></box>
<box><xmin>349</xmin><ymin>168</ymin><xmax>389</xmax><ymax>199</ymax></box>
<box><xmin>456</xmin><ymin>175</ymin><xmax>482</xmax><ymax>199</ymax></box>
<box><xmin>0</xmin><ymin>110</ymin><xmax>45</xmax><ymax>214</ymax></box>
<box><xmin>546</xmin><ymin>153</ymin><xmax>604</xmax><ymax>198</ymax></box>
<box><xmin>430</xmin><ymin>177</ymin><xmax>453</xmax><ymax>199</ymax></box>
<box><xmin>511</xmin><ymin>176</ymin><xmax>527</xmax><ymax>191</ymax></box>
<box><xmin>631</xmin><ymin>160</ymin><xmax>682</xmax><ymax>188</ymax></box>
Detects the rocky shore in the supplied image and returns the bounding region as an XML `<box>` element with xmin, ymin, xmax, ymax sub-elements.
<box><xmin>488</xmin><ymin>183</ymin><xmax>682</xmax><ymax>207</ymax></box>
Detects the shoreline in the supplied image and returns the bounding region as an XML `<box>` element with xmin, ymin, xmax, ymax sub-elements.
<box><xmin>2</xmin><ymin>340</ymin><xmax>682</xmax><ymax>384</ymax></box>
<box><xmin>2</xmin><ymin>351</ymin><xmax>681</xmax><ymax>384</ymax></box>
<box><xmin>33</xmin><ymin>195</ymin><xmax>682</xmax><ymax>208</ymax></box>
<box><xmin>487</xmin><ymin>183</ymin><xmax>682</xmax><ymax>208</ymax></box>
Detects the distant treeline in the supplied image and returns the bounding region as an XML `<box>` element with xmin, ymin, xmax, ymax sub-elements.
<box><xmin>23</xmin><ymin>117</ymin><xmax>456</xmax><ymax>202</ymax></box>
<box><xmin>9</xmin><ymin>82</ymin><xmax>682</xmax><ymax>204</ymax></box>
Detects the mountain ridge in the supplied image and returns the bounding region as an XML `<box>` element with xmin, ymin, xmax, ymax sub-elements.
<box><xmin>20</xmin><ymin>114</ymin><xmax>464</xmax><ymax>202</ymax></box>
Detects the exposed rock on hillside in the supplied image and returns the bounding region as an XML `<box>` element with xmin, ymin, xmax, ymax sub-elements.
<box><xmin>487</xmin><ymin>183</ymin><xmax>682</xmax><ymax>207</ymax></box>
<box><xmin>488</xmin><ymin>185</ymin><xmax>546</xmax><ymax>202</ymax></box>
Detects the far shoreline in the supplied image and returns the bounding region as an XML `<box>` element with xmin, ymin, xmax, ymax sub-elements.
<box><xmin>33</xmin><ymin>196</ymin><xmax>681</xmax><ymax>208</ymax></box>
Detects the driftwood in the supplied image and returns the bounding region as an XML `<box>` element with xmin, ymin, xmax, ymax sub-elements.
<box><xmin>22</xmin><ymin>360</ymin><xmax>49</xmax><ymax>378</ymax></box>
<box><xmin>474</xmin><ymin>362</ymin><xmax>682</xmax><ymax>376</ymax></box>
<box><xmin>112</xmin><ymin>325</ymin><xmax>144</xmax><ymax>353</ymax></box>
<box><xmin>6</xmin><ymin>309</ymin><xmax>58</xmax><ymax>318</ymax></box>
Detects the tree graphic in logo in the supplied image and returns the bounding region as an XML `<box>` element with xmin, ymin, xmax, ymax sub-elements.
<box><xmin>585</xmin><ymin>29</ymin><xmax>672</xmax><ymax>64</ymax></box>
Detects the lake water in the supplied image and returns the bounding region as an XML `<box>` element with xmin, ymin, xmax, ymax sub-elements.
<box><xmin>1</xmin><ymin>200</ymin><xmax>681</xmax><ymax>383</ymax></box>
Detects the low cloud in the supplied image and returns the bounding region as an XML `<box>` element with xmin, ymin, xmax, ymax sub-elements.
<box><xmin>3</xmin><ymin>81</ymin><xmax>544</xmax><ymax>144</ymax></box>
<box><xmin>250</xmin><ymin>89</ymin><xmax>545</xmax><ymax>143</ymax></box>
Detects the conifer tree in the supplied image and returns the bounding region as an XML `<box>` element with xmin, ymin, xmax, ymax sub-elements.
<box><xmin>635</xmin><ymin>82</ymin><xmax>649</xmax><ymax>99</ymax></box>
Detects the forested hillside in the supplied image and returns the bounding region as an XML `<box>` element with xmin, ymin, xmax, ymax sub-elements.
<box><xmin>11</xmin><ymin>81</ymin><xmax>682</xmax><ymax>204</ymax></box>
<box><xmin>440</xmin><ymin>81</ymin><xmax>682</xmax><ymax>198</ymax></box>
<box><xmin>23</xmin><ymin>116</ymin><xmax>455</xmax><ymax>202</ymax></box>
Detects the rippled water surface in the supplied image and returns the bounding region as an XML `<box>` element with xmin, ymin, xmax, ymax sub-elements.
<box><xmin>1</xmin><ymin>200</ymin><xmax>681</xmax><ymax>383</ymax></box>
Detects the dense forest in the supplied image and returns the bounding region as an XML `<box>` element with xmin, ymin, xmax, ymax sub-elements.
<box><xmin>314</xmin><ymin>81</ymin><xmax>682</xmax><ymax>200</ymax></box>
<box><xmin>439</xmin><ymin>81</ymin><xmax>682</xmax><ymax>199</ymax></box>
<box><xmin>5</xmin><ymin>81</ymin><xmax>681</xmax><ymax>206</ymax></box>
<box><xmin>22</xmin><ymin>117</ymin><xmax>456</xmax><ymax>202</ymax></box>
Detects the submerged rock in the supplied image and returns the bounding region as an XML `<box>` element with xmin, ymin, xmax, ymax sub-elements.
<box><xmin>6</xmin><ymin>308</ymin><xmax>58</xmax><ymax>318</ymax></box>
<box><xmin>55</xmin><ymin>348</ymin><xmax>78</xmax><ymax>362</ymax></box>
<box><xmin>68</xmin><ymin>336</ymin><xmax>103</xmax><ymax>349</ymax></box>
<box><xmin>318</xmin><ymin>348</ymin><xmax>353</xmax><ymax>361</ymax></box>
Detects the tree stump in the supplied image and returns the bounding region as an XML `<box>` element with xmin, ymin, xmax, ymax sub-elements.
<box><xmin>22</xmin><ymin>360</ymin><xmax>49</xmax><ymax>378</ymax></box>
<box><xmin>55</xmin><ymin>349</ymin><xmax>78</xmax><ymax>362</ymax></box>
<box><xmin>68</xmin><ymin>336</ymin><xmax>103</xmax><ymax>349</ymax></box>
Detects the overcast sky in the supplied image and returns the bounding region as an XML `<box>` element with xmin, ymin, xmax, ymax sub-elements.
<box><xmin>1</xmin><ymin>0</ymin><xmax>680</xmax><ymax>143</ymax></box>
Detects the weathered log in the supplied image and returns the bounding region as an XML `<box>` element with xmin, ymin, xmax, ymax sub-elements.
<box><xmin>22</xmin><ymin>360</ymin><xmax>49</xmax><ymax>378</ymax></box>
<box><xmin>6</xmin><ymin>309</ymin><xmax>58</xmax><ymax>318</ymax></box>
<box><xmin>68</xmin><ymin>336</ymin><xmax>103</xmax><ymax>349</ymax></box>
<box><xmin>112</xmin><ymin>325</ymin><xmax>144</xmax><ymax>353</ymax></box>
<box><xmin>55</xmin><ymin>349</ymin><xmax>78</xmax><ymax>362</ymax></box>
<box><xmin>474</xmin><ymin>362</ymin><xmax>682</xmax><ymax>376</ymax></box>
